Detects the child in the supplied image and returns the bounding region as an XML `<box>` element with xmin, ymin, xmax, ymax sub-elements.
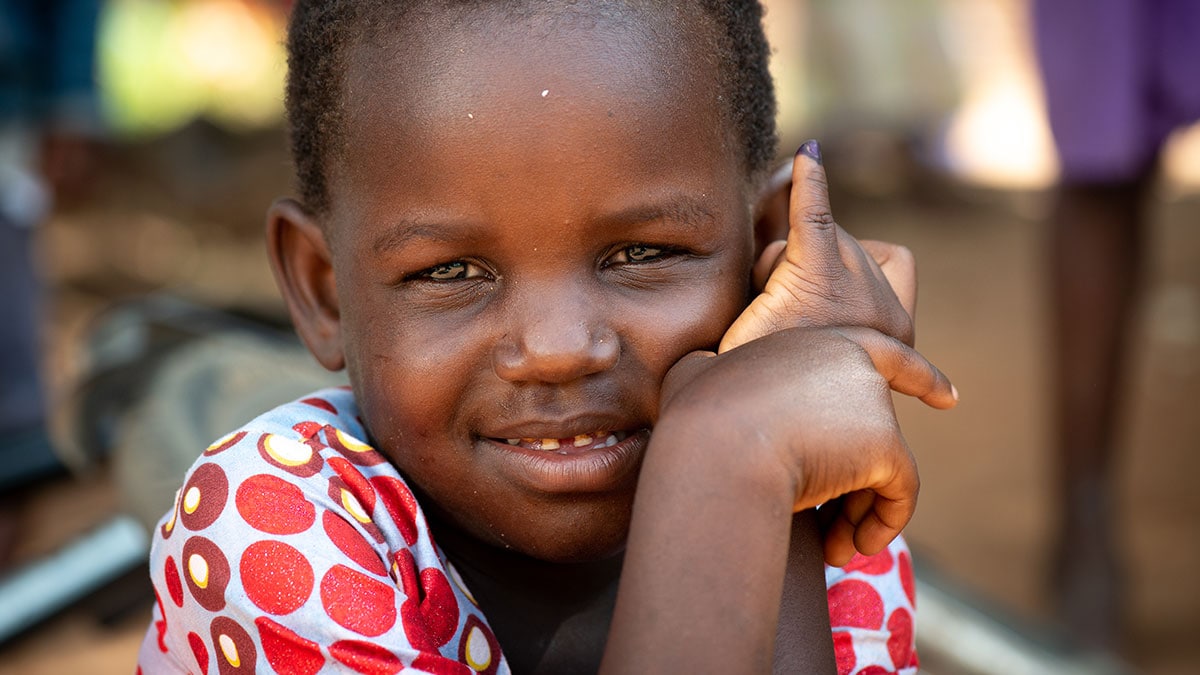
<box><xmin>137</xmin><ymin>1</ymin><xmax>955</xmax><ymax>673</ymax></box>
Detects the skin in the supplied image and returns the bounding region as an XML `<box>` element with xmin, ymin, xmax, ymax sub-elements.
<box><xmin>267</xmin><ymin>3</ymin><xmax>956</xmax><ymax>671</ymax></box>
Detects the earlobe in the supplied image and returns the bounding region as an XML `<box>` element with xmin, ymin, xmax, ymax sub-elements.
<box><xmin>752</xmin><ymin>159</ymin><xmax>793</xmax><ymax>258</ymax></box>
<box><xmin>266</xmin><ymin>198</ymin><xmax>345</xmax><ymax>371</ymax></box>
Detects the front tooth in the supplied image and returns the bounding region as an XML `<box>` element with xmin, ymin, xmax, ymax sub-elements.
<box><xmin>604</xmin><ymin>434</ymin><xmax>618</xmax><ymax>447</ymax></box>
<box><xmin>541</xmin><ymin>438</ymin><xmax>561</xmax><ymax>450</ymax></box>
<box><xmin>573</xmin><ymin>434</ymin><xmax>593</xmax><ymax>447</ymax></box>
<box><xmin>506</xmin><ymin>439</ymin><xmax>520</xmax><ymax>445</ymax></box>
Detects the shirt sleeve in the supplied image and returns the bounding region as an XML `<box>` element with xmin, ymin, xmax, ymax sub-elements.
<box><xmin>825</xmin><ymin>536</ymin><xmax>919</xmax><ymax>675</ymax></box>
<box><xmin>136</xmin><ymin>421</ymin><xmax>505</xmax><ymax>675</ymax></box>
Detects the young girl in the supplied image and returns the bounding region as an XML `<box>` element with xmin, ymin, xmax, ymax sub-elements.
<box><xmin>138</xmin><ymin>1</ymin><xmax>955</xmax><ymax>673</ymax></box>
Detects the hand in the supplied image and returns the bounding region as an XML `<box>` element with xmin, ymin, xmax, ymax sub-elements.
<box><xmin>659</xmin><ymin>326</ymin><xmax>956</xmax><ymax>566</ymax></box>
<box><xmin>721</xmin><ymin>141</ymin><xmax>917</xmax><ymax>352</ymax></box>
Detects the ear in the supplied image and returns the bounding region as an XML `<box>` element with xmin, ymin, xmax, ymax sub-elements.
<box><xmin>266</xmin><ymin>198</ymin><xmax>345</xmax><ymax>371</ymax></box>
<box><xmin>752</xmin><ymin>159</ymin><xmax>794</xmax><ymax>257</ymax></box>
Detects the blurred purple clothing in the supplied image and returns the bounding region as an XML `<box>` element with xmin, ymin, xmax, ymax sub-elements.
<box><xmin>1034</xmin><ymin>0</ymin><xmax>1200</xmax><ymax>183</ymax></box>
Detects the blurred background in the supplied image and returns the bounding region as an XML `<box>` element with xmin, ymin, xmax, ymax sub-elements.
<box><xmin>0</xmin><ymin>0</ymin><xmax>1196</xmax><ymax>673</ymax></box>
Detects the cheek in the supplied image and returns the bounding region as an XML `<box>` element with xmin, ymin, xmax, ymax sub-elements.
<box><xmin>342</xmin><ymin>298</ymin><xmax>490</xmax><ymax>451</ymax></box>
<box><xmin>620</xmin><ymin>269</ymin><xmax>749</xmax><ymax>373</ymax></box>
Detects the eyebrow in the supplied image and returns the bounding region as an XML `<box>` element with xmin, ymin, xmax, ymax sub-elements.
<box><xmin>596</xmin><ymin>196</ymin><xmax>718</xmax><ymax>231</ymax></box>
<box><xmin>372</xmin><ymin>219</ymin><xmax>471</xmax><ymax>255</ymax></box>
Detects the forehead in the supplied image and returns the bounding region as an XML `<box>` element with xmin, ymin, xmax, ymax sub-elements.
<box><xmin>327</xmin><ymin>2</ymin><xmax>744</xmax><ymax>234</ymax></box>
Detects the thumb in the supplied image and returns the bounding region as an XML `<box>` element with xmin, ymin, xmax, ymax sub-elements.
<box><xmin>786</xmin><ymin>140</ymin><xmax>839</xmax><ymax>269</ymax></box>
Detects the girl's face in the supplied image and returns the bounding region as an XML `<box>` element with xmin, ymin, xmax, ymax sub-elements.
<box><xmin>324</xmin><ymin>7</ymin><xmax>757</xmax><ymax>561</ymax></box>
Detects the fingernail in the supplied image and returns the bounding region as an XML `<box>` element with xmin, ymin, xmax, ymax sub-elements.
<box><xmin>951</xmin><ymin>384</ymin><xmax>959</xmax><ymax>401</ymax></box>
<box><xmin>797</xmin><ymin>139</ymin><xmax>822</xmax><ymax>164</ymax></box>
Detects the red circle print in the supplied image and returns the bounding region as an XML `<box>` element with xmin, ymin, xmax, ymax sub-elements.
<box><xmin>832</xmin><ymin>631</ymin><xmax>855</xmax><ymax>675</ymax></box>
<box><xmin>856</xmin><ymin>667</ymin><xmax>890</xmax><ymax>675</ymax></box>
<box><xmin>329</xmin><ymin>457</ymin><xmax>377</xmax><ymax>514</ymax></box>
<box><xmin>165</xmin><ymin>555</ymin><xmax>185</xmax><ymax>607</ymax></box>
<box><xmin>183</xmin><ymin>537</ymin><xmax>231</xmax><ymax>612</ymax></box>
<box><xmin>887</xmin><ymin>607</ymin><xmax>915</xmax><ymax>669</ymax></box>
<box><xmin>456</xmin><ymin>614</ymin><xmax>500</xmax><ymax>675</ymax></box>
<box><xmin>323</xmin><ymin>510</ymin><xmax>388</xmax><ymax>576</ymax></box>
<box><xmin>180</xmin><ymin>463</ymin><xmax>229</xmax><ymax>532</ymax></box>
<box><xmin>401</xmin><ymin>567</ymin><xmax>459</xmax><ymax>650</ymax></box>
<box><xmin>187</xmin><ymin>631</ymin><xmax>210</xmax><ymax>675</ymax></box>
<box><xmin>240</xmin><ymin>540</ymin><xmax>315</xmax><ymax>615</ymax></box>
<box><xmin>206</xmin><ymin>431</ymin><xmax>246</xmax><ymax>456</ymax></box>
<box><xmin>210</xmin><ymin>616</ymin><xmax>257</xmax><ymax>675</ymax></box>
<box><xmin>898</xmin><ymin>550</ymin><xmax>916</xmax><ymax>607</ymax></box>
<box><xmin>302</xmin><ymin>397</ymin><xmax>338</xmax><ymax>414</ymax></box>
<box><xmin>827</xmin><ymin>579</ymin><xmax>884</xmax><ymax>630</ymax></box>
<box><xmin>844</xmin><ymin>548</ymin><xmax>894</xmax><ymax>576</ymax></box>
<box><xmin>370</xmin><ymin>476</ymin><xmax>420</xmax><ymax>547</ymax></box>
<box><xmin>320</xmin><ymin>564</ymin><xmax>398</xmax><ymax>637</ymax></box>
<box><xmin>257</xmin><ymin>433</ymin><xmax>324</xmax><ymax>477</ymax></box>
<box><xmin>329</xmin><ymin>640</ymin><xmax>403</xmax><ymax>675</ymax></box>
<box><xmin>236</xmin><ymin>473</ymin><xmax>317</xmax><ymax>535</ymax></box>
<box><xmin>256</xmin><ymin>617</ymin><xmax>325</xmax><ymax>675</ymax></box>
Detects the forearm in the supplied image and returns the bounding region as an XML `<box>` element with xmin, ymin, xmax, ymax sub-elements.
<box><xmin>601</xmin><ymin>416</ymin><xmax>814</xmax><ymax>674</ymax></box>
<box><xmin>774</xmin><ymin>509</ymin><xmax>837</xmax><ymax>673</ymax></box>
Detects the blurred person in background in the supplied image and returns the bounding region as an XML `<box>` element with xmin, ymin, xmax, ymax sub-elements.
<box><xmin>1034</xmin><ymin>0</ymin><xmax>1200</xmax><ymax>649</ymax></box>
<box><xmin>0</xmin><ymin>0</ymin><xmax>103</xmax><ymax>486</ymax></box>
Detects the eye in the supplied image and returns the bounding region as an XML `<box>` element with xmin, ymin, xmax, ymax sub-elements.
<box><xmin>609</xmin><ymin>244</ymin><xmax>666</xmax><ymax>264</ymax></box>
<box><xmin>419</xmin><ymin>260</ymin><xmax>488</xmax><ymax>281</ymax></box>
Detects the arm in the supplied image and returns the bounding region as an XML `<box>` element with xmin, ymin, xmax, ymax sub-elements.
<box><xmin>602</xmin><ymin>327</ymin><xmax>955</xmax><ymax>674</ymax></box>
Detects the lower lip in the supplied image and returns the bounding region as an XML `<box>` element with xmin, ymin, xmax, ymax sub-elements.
<box><xmin>477</xmin><ymin>430</ymin><xmax>649</xmax><ymax>495</ymax></box>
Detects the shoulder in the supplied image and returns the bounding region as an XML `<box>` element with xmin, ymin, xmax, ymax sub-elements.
<box><xmin>140</xmin><ymin>387</ymin><xmax>510</xmax><ymax>674</ymax></box>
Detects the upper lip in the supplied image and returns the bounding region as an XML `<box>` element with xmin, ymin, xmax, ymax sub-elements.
<box><xmin>481</xmin><ymin>413</ymin><xmax>643</xmax><ymax>440</ymax></box>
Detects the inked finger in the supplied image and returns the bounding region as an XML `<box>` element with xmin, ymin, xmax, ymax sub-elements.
<box><xmin>787</xmin><ymin>139</ymin><xmax>840</xmax><ymax>267</ymax></box>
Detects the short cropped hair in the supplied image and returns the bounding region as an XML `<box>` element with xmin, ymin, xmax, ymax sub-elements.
<box><xmin>285</xmin><ymin>0</ymin><xmax>777</xmax><ymax>213</ymax></box>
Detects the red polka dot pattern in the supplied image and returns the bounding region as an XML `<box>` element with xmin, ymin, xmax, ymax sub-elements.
<box><xmin>898</xmin><ymin>551</ymin><xmax>916</xmax><ymax>608</ymax></box>
<box><xmin>257</xmin><ymin>433</ymin><xmax>324</xmax><ymax>477</ymax></box>
<box><xmin>327</xmin><ymin>425</ymin><xmax>386</xmax><ymax>466</ymax></box>
<box><xmin>832</xmin><ymin>631</ymin><xmax>855</xmax><ymax>675</ymax></box>
<box><xmin>183</xmin><ymin>537</ymin><xmax>230</xmax><ymax>613</ymax></box>
<box><xmin>323</xmin><ymin>510</ymin><xmax>388</xmax><ymax>576</ymax></box>
<box><xmin>236</xmin><ymin>474</ymin><xmax>317</xmax><ymax>535</ymax></box>
<box><xmin>240</xmin><ymin>540</ymin><xmax>314</xmax><ymax>615</ymax></box>
<box><xmin>843</xmin><ymin>549</ymin><xmax>894</xmax><ymax>576</ymax></box>
<box><xmin>210</xmin><ymin>616</ymin><xmax>256</xmax><ymax>675</ymax></box>
<box><xmin>413</xmin><ymin>652</ymin><xmax>473</xmax><ymax>675</ymax></box>
<box><xmin>886</xmin><ymin>608</ymin><xmax>914</xmax><ymax>669</ymax></box>
<box><xmin>856</xmin><ymin>666</ymin><xmax>890</xmax><ymax>675</ymax></box>
<box><xmin>302</xmin><ymin>397</ymin><xmax>338</xmax><ymax>414</ymax></box>
<box><xmin>188</xmin><ymin>631</ymin><xmax>210</xmax><ymax>674</ymax></box>
<box><xmin>370</xmin><ymin>476</ymin><xmax>420</xmax><ymax>547</ymax></box>
<box><xmin>828</xmin><ymin>579</ymin><xmax>885</xmax><ymax>630</ymax></box>
<box><xmin>205</xmin><ymin>431</ymin><xmax>246</xmax><ymax>456</ymax></box>
<box><xmin>165</xmin><ymin>555</ymin><xmax>185</xmax><ymax>608</ymax></box>
<box><xmin>180</xmin><ymin>464</ymin><xmax>229</xmax><ymax>532</ymax></box>
<box><xmin>329</xmin><ymin>639</ymin><xmax>403</xmax><ymax>675</ymax></box>
<box><xmin>320</xmin><ymin>564</ymin><xmax>398</xmax><ymax>637</ymax></box>
<box><xmin>329</xmin><ymin>458</ymin><xmax>377</xmax><ymax>515</ymax></box>
<box><xmin>256</xmin><ymin>617</ymin><xmax>325</xmax><ymax>675</ymax></box>
<box><xmin>394</xmin><ymin>549</ymin><xmax>459</xmax><ymax>651</ymax></box>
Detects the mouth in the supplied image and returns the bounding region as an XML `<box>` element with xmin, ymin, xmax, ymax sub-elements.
<box><xmin>493</xmin><ymin>430</ymin><xmax>632</xmax><ymax>453</ymax></box>
<box><xmin>476</xmin><ymin>426</ymin><xmax>649</xmax><ymax>494</ymax></box>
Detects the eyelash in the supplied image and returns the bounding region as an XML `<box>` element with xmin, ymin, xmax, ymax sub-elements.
<box><xmin>411</xmin><ymin>244</ymin><xmax>676</xmax><ymax>282</ymax></box>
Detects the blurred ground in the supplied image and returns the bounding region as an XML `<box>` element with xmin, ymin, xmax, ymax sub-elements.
<box><xmin>0</xmin><ymin>123</ymin><xmax>1197</xmax><ymax>674</ymax></box>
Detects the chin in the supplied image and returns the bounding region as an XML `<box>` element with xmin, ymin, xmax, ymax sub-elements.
<box><xmin>496</xmin><ymin>502</ymin><xmax>633</xmax><ymax>564</ymax></box>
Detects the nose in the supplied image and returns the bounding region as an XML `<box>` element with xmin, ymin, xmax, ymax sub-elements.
<box><xmin>492</xmin><ymin>286</ymin><xmax>619</xmax><ymax>384</ymax></box>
